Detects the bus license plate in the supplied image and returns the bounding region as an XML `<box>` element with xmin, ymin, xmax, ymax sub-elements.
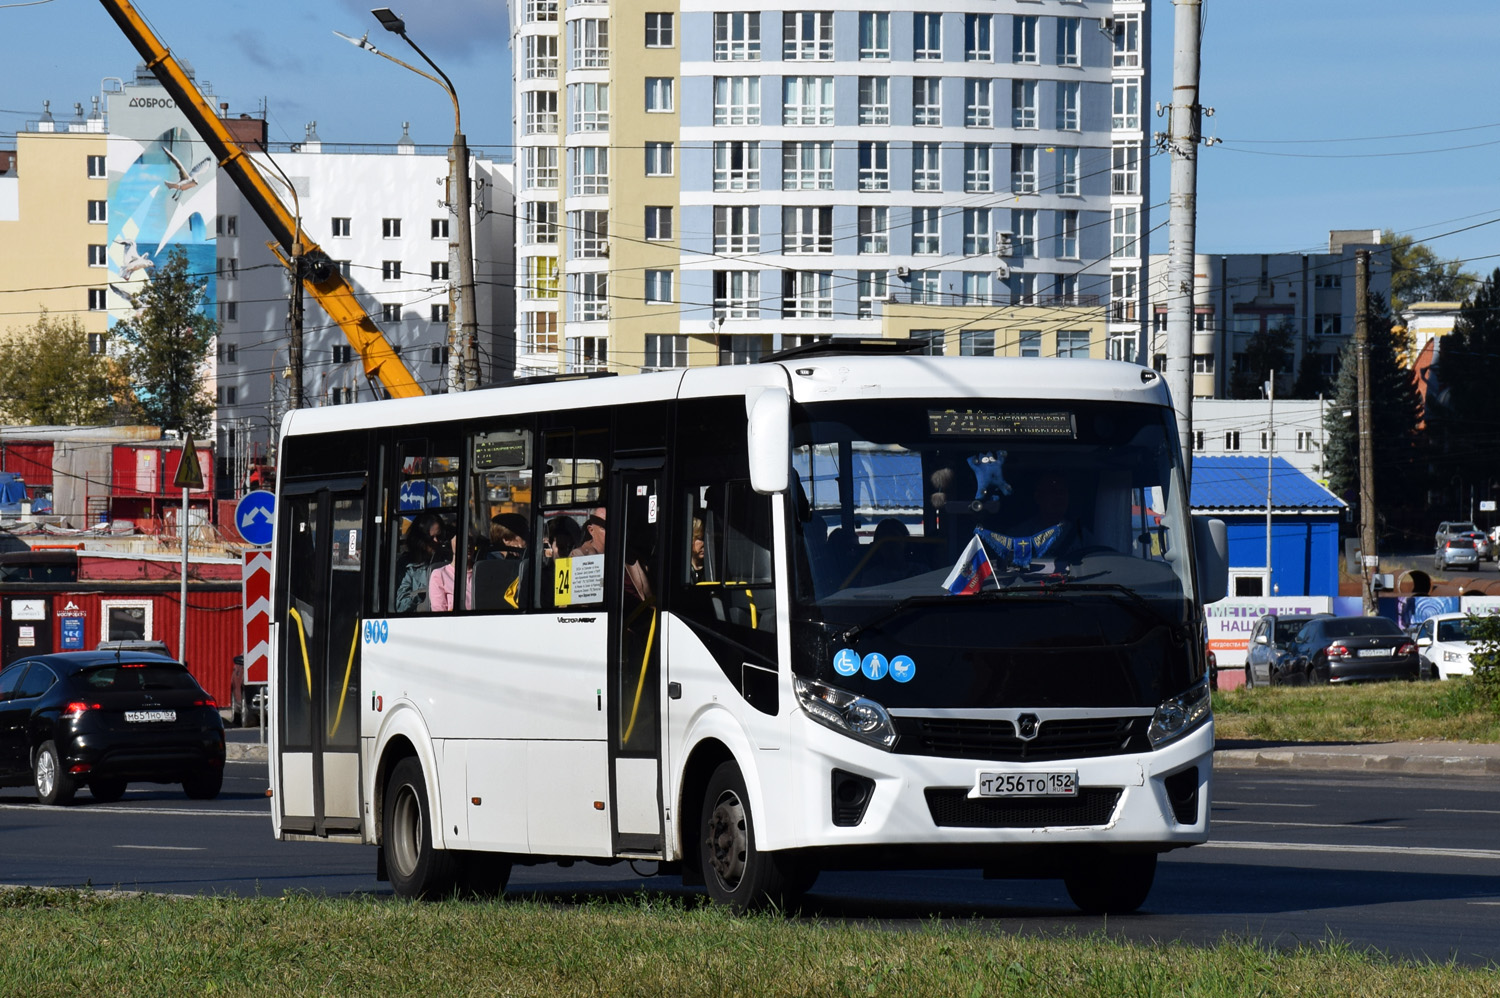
<box><xmin>973</xmin><ymin>771</ymin><xmax>1077</xmax><ymax>798</ymax></box>
<box><xmin>125</xmin><ymin>710</ymin><xmax>176</xmax><ymax>723</ymax></box>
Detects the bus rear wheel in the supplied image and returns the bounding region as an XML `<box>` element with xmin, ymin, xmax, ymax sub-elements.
<box><xmin>384</xmin><ymin>756</ymin><xmax>457</xmax><ymax>899</ymax></box>
<box><xmin>1063</xmin><ymin>851</ymin><xmax>1156</xmax><ymax>915</ymax></box>
<box><xmin>699</xmin><ymin>761</ymin><xmax>798</xmax><ymax>912</ymax></box>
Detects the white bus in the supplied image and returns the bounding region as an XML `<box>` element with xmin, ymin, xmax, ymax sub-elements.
<box><xmin>269</xmin><ymin>346</ymin><xmax>1227</xmax><ymax>913</ymax></box>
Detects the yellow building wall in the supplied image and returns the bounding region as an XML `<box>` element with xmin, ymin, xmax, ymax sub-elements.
<box><xmin>881</xmin><ymin>304</ymin><xmax>1108</xmax><ymax>357</ymax></box>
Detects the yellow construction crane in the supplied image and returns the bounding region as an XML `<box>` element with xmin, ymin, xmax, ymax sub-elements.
<box><xmin>98</xmin><ymin>0</ymin><xmax>425</xmax><ymax>399</ymax></box>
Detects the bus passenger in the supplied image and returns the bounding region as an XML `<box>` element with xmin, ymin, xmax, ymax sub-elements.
<box><xmin>431</xmin><ymin>534</ymin><xmax>486</xmax><ymax>611</ymax></box>
<box><xmin>572</xmin><ymin>507</ymin><xmax>607</xmax><ymax>557</ymax></box>
<box><xmin>394</xmin><ymin>513</ymin><xmax>447</xmax><ymax>613</ymax></box>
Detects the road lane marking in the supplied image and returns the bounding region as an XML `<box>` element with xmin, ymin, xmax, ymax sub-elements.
<box><xmin>1425</xmin><ymin>808</ymin><xmax>1500</xmax><ymax>816</ymax></box>
<box><xmin>1202</xmin><ymin>840</ymin><xmax>1500</xmax><ymax>861</ymax></box>
<box><xmin>1213</xmin><ymin>801</ymin><xmax>1315</xmax><ymax>808</ymax></box>
<box><xmin>1213</xmin><ymin>819</ymin><xmax>1402</xmax><ymax>830</ymax></box>
<box><xmin>115</xmin><ymin>845</ymin><xmax>206</xmax><ymax>852</ymax></box>
<box><xmin>0</xmin><ymin>804</ymin><xmax>264</xmax><ymax>819</ymax></box>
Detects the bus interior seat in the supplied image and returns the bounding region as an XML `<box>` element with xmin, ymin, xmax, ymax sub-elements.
<box><xmin>472</xmin><ymin>557</ymin><xmax>521</xmax><ymax>610</ymax></box>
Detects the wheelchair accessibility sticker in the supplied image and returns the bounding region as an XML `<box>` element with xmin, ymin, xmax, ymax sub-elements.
<box><xmin>363</xmin><ymin>620</ymin><xmax>390</xmax><ymax>644</ymax></box>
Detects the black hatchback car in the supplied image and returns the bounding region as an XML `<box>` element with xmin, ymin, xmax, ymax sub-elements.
<box><xmin>1283</xmin><ymin>616</ymin><xmax>1419</xmax><ymax>685</ymax></box>
<box><xmin>0</xmin><ymin>651</ymin><xmax>225</xmax><ymax>805</ymax></box>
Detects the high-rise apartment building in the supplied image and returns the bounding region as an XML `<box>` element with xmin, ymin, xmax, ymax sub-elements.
<box><xmin>510</xmin><ymin>0</ymin><xmax>1149</xmax><ymax>375</ymax></box>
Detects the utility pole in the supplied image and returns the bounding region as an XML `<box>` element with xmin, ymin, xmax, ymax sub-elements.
<box><xmin>1355</xmin><ymin>249</ymin><xmax>1377</xmax><ymax>615</ymax></box>
<box><xmin>451</xmin><ymin>135</ymin><xmax>481</xmax><ymax>391</ymax></box>
<box><xmin>1163</xmin><ymin>0</ymin><xmax>1205</xmax><ymax>476</ymax></box>
<box><xmin>1265</xmin><ymin>375</ymin><xmax>1274</xmax><ymax>596</ymax></box>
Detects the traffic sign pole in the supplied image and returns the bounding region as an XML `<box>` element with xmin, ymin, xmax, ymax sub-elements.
<box><xmin>174</xmin><ymin>435</ymin><xmax>205</xmax><ymax>662</ymax></box>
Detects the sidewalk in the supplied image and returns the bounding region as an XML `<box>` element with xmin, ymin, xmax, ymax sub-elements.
<box><xmin>1215</xmin><ymin>739</ymin><xmax>1500</xmax><ymax>777</ymax></box>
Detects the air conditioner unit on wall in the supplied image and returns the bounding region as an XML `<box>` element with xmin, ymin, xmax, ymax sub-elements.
<box><xmin>895</xmin><ymin>265</ymin><xmax>910</xmax><ymax>278</ymax></box>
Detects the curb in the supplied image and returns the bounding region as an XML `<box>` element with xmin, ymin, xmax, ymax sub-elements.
<box><xmin>1214</xmin><ymin>747</ymin><xmax>1500</xmax><ymax>777</ymax></box>
<box><xmin>227</xmin><ymin>743</ymin><xmax>268</xmax><ymax>763</ymax></box>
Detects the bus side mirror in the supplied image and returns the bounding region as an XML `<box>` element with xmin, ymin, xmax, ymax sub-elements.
<box><xmin>1193</xmin><ymin>515</ymin><xmax>1228</xmax><ymax>605</ymax></box>
<box><xmin>747</xmin><ymin>387</ymin><xmax>789</xmax><ymax>495</ymax></box>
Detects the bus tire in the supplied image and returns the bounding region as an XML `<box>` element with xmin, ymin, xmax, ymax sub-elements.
<box><xmin>384</xmin><ymin>756</ymin><xmax>457</xmax><ymax>900</ymax></box>
<box><xmin>699</xmin><ymin>761</ymin><xmax>794</xmax><ymax>912</ymax></box>
<box><xmin>1064</xmin><ymin>851</ymin><xmax>1156</xmax><ymax>915</ymax></box>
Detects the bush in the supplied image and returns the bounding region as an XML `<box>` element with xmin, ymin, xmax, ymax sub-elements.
<box><xmin>1467</xmin><ymin>611</ymin><xmax>1500</xmax><ymax>710</ymax></box>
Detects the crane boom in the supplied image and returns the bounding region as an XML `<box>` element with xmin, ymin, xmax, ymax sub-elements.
<box><xmin>98</xmin><ymin>0</ymin><xmax>425</xmax><ymax>399</ymax></box>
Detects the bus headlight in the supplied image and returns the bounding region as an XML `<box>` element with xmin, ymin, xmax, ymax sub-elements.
<box><xmin>795</xmin><ymin>677</ymin><xmax>897</xmax><ymax>751</ymax></box>
<box><xmin>1147</xmin><ymin>677</ymin><xmax>1212</xmax><ymax>748</ymax></box>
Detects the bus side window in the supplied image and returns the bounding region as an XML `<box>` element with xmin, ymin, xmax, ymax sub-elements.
<box><xmin>684</xmin><ymin>480</ymin><xmax>775</xmax><ymax>634</ymax></box>
<box><xmin>385</xmin><ymin>435</ymin><xmax>462</xmax><ymax>614</ymax></box>
<box><xmin>535</xmin><ymin>416</ymin><xmax>610</xmax><ymax>607</ymax></box>
<box><xmin>469</xmin><ymin>425</ymin><xmax>534</xmax><ymax>612</ymax></box>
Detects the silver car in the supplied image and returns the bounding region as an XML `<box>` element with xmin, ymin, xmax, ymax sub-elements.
<box><xmin>1435</xmin><ymin>538</ymin><xmax>1479</xmax><ymax>571</ymax></box>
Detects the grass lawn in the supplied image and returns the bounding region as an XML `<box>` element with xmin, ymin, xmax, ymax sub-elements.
<box><xmin>1213</xmin><ymin>678</ymin><xmax>1500</xmax><ymax>743</ymax></box>
<box><xmin>1</xmin><ymin>890</ymin><xmax>1496</xmax><ymax>996</ymax></box>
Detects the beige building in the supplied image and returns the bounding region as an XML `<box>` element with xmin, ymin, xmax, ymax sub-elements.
<box><xmin>881</xmin><ymin>304</ymin><xmax>1106</xmax><ymax>358</ymax></box>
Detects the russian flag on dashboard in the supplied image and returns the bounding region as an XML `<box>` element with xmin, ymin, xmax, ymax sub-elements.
<box><xmin>943</xmin><ymin>533</ymin><xmax>995</xmax><ymax>595</ymax></box>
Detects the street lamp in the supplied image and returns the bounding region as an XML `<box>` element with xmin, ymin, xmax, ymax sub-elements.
<box><xmin>336</xmin><ymin>10</ymin><xmax>481</xmax><ymax>391</ymax></box>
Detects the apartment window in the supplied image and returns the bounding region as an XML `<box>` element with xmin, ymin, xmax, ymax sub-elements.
<box><xmin>645</xmin><ymin>12</ymin><xmax>674</xmax><ymax>47</ymax></box>
<box><xmin>570</xmin><ymin>147</ymin><xmax>609</xmax><ymax>195</ymax></box>
<box><xmin>645</xmin><ymin>142</ymin><xmax>674</xmax><ymax>176</ymax></box>
<box><xmin>1012</xmin><ymin>79</ymin><xmax>1038</xmax><ymax>129</ymax></box>
<box><xmin>964</xmin><ymin>13</ymin><xmax>992</xmax><ymax>61</ymax></box>
<box><xmin>911</xmin><ymin>329</ymin><xmax>945</xmax><ymax>355</ymax></box>
<box><xmin>1059</xmin><ymin>210</ymin><xmax>1079</xmax><ymax>259</ymax></box>
<box><xmin>1296</xmin><ymin>430</ymin><xmax>1313</xmax><ymax>452</ymax></box>
<box><xmin>571</xmin><ymin>273</ymin><xmax>609</xmax><ymax>322</ymax></box>
<box><xmin>858</xmin><ymin>77</ymin><xmax>890</xmax><ymax>125</ymax></box>
<box><xmin>1057</xmin><ymin>16</ymin><xmax>1081</xmax><ymax>66</ymax></box>
<box><xmin>525</xmin><ymin>0</ymin><xmax>557</xmax><ymax>22</ymax></box>
<box><xmin>524</xmin><ymin>148</ymin><xmax>558</xmax><ymax>190</ymax></box>
<box><xmin>1019</xmin><ymin>329</ymin><xmax>1041</xmax><ymax>357</ymax></box>
<box><xmin>380</xmin><ymin>261</ymin><xmax>401</xmax><ymax>282</ymax></box>
<box><xmin>88</xmin><ymin>244</ymin><xmax>106</xmax><ymax>267</ymax></box>
<box><xmin>912</xmin><ymin>142</ymin><xmax>941</xmax><ymax>191</ymax></box>
<box><xmin>524</xmin><ymin>91</ymin><xmax>559</xmax><ymax>134</ymax></box>
<box><xmin>964</xmin><ymin>79</ymin><xmax>992</xmax><ymax>128</ymax></box>
<box><xmin>526</xmin><ymin>33</ymin><xmax>560</xmax><ymax>77</ymax></box>
<box><xmin>859</xmin><ymin>11</ymin><xmax>889</xmax><ymax>59</ymax></box>
<box><xmin>1113</xmin><ymin>77</ymin><xmax>1140</xmax><ymax>130</ymax></box>
<box><xmin>962</xmin><ymin>209</ymin><xmax>992</xmax><ymax>255</ymax></box>
<box><xmin>219</xmin><ymin>301</ymin><xmax>238</xmax><ymax>322</ymax></box>
<box><xmin>1013</xmin><ymin>14</ymin><xmax>1038</xmax><ymax>63</ymax></box>
<box><xmin>1058</xmin><ymin>147</ymin><xmax>1080</xmax><ymax>195</ymax></box>
<box><xmin>331</xmin><ymin>217</ymin><xmax>351</xmax><ymax>238</ymax></box>
<box><xmin>431</xmin><ymin>344</ymin><xmax>450</xmax><ymax>365</ymax></box>
<box><xmin>644</xmin><ymin>334</ymin><xmax>688</xmax><ymax>370</ymax></box>
<box><xmin>569</xmin><ymin>336</ymin><xmax>608</xmax><ymax>372</ymax></box>
<box><xmin>645</xmin><ymin>206</ymin><xmax>673</xmax><ymax>241</ymax></box>
<box><xmin>783</xmin><ymin>12</ymin><xmax>833</xmax><ymax>61</ymax></box>
<box><xmin>383</xmin><ymin>218</ymin><xmax>402</xmax><ymax>239</ymax></box>
<box><xmin>783</xmin><ymin>206</ymin><xmax>833</xmax><ymax>255</ymax></box>
<box><xmin>713</xmin><ymin>140</ymin><xmax>760</xmax><ymax>191</ymax></box>
<box><xmin>87</xmin><ymin>154</ymin><xmax>106</xmax><ymax>178</ymax></box>
<box><xmin>911</xmin><ymin>271</ymin><xmax>940</xmax><ymax>305</ymax></box>
<box><xmin>1224</xmin><ymin>431</ymin><xmax>1241</xmax><ymax>452</ymax></box>
<box><xmin>524</xmin><ymin>201</ymin><xmax>558</xmax><ymax>245</ymax></box>
<box><xmin>1112</xmin><ymin>142</ymin><xmax>1140</xmax><ymax>195</ymax></box>
<box><xmin>1193</xmin><ymin>431</ymin><xmax>1205</xmax><ymax>452</ymax></box>
<box><xmin>913</xmin><ymin>13</ymin><xmax>941</xmax><ymax>60</ymax></box>
<box><xmin>526</xmin><ymin>313</ymin><xmax>558</xmax><ymax>354</ymax></box>
<box><xmin>782</xmin><ymin>141</ymin><xmax>833</xmax><ymax>190</ymax></box>
<box><xmin>783</xmin><ymin>76</ymin><xmax>833</xmax><ymax>125</ymax></box>
<box><xmin>571</xmin><ymin>82</ymin><xmax>610</xmax><ymax>131</ymax></box>
<box><xmin>1112</xmin><ymin>206</ymin><xmax>1139</xmax><ymax>259</ymax></box>
<box><xmin>527</xmin><ymin>256</ymin><xmax>559</xmax><ymax>299</ymax></box>
<box><xmin>217</xmin><ymin>342</ymin><xmax>238</xmax><ymax>364</ymax></box>
<box><xmin>1197</xmin><ymin>355</ymin><xmax>1216</xmax><ymax>376</ymax></box>
<box><xmin>432</xmin><ymin>304</ymin><xmax>450</xmax><ymax>323</ymax></box>
<box><xmin>714</xmin><ymin>206</ymin><xmax>760</xmax><ymax>254</ymax></box>
<box><xmin>645</xmin><ymin>77</ymin><xmax>675</xmax><ymax>112</ymax></box>
<box><xmin>961</xmin><ymin>272</ymin><xmax>993</xmax><ymax>304</ymax></box>
<box><xmin>714</xmin><ymin>12</ymin><xmax>761</xmax><ymax>60</ymax></box>
<box><xmin>572</xmin><ymin>19</ymin><xmax>609</xmax><ymax>69</ymax></box>
<box><xmin>1058</xmin><ymin>330</ymin><xmax>1090</xmax><ymax>358</ymax></box>
<box><xmin>571</xmin><ymin>210</ymin><xmax>609</xmax><ymax>258</ymax></box>
<box><xmin>858</xmin><ymin>141</ymin><xmax>889</xmax><ymax>191</ymax></box>
<box><xmin>432</xmin><ymin>260</ymin><xmax>451</xmax><ymax>280</ymax></box>
<box><xmin>1013</xmin><ymin>208</ymin><xmax>1037</xmax><ymax>258</ymax></box>
<box><xmin>857</xmin><ymin>270</ymin><xmax>889</xmax><ymax>319</ymax></box>
<box><xmin>87</xmin><ymin>288</ymin><xmax>107</xmax><ymax>311</ymax></box>
<box><xmin>960</xmin><ymin>329</ymin><xmax>996</xmax><ymax>356</ymax></box>
<box><xmin>218</xmin><ymin>386</ymin><xmax>238</xmax><ymax>406</ymax></box>
<box><xmin>219</xmin><ymin>257</ymin><xmax>238</xmax><ymax>280</ymax></box>
<box><xmin>88</xmin><ymin>200</ymin><xmax>107</xmax><ymax>223</ymax></box>
<box><xmin>1010</xmin><ymin>145</ymin><xmax>1037</xmax><ymax>194</ymax></box>
<box><xmin>1055</xmin><ymin>273</ymin><xmax>1078</xmax><ymax>303</ymax></box>
<box><xmin>856</xmin><ymin>206</ymin><xmax>890</xmax><ymax>255</ymax></box>
<box><xmin>1057</xmin><ymin>80</ymin><xmax>1080</xmax><ymax>130</ymax></box>
<box><xmin>381</xmin><ymin>303</ymin><xmax>401</xmax><ymax>323</ymax></box>
<box><xmin>224</xmin><ymin>215</ymin><xmax>237</xmax><ymax>237</ymax></box>
<box><xmin>913</xmin><ymin>77</ymin><xmax>941</xmax><ymax>126</ymax></box>
<box><xmin>333</xmin><ymin>344</ymin><xmax>354</xmax><ymax>363</ymax></box>
<box><xmin>645</xmin><ymin>270</ymin><xmax>674</xmax><ymax>304</ymax></box>
<box><xmin>912</xmin><ymin>207</ymin><xmax>940</xmax><ymax>255</ymax></box>
<box><xmin>336</xmin><ymin>260</ymin><xmax>352</xmax><ymax>279</ymax></box>
<box><xmin>964</xmin><ymin>144</ymin><xmax>992</xmax><ymax>192</ymax></box>
<box><xmin>713</xmin><ymin>76</ymin><xmax>761</xmax><ymax>125</ymax></box>
<box><xmin>782</xmin><ymin>270</ymin><xmax>834</xmax><ymax>319</ymax></box>
<box><xmin>1315</xmin><ymin>273</ymin><xmax>1342</xmax><ymax>289</ymax></box>
<box><xmin>1114</xmin><ymin>13</ymin><xmax>1142</xmax><ymax>68</ymax></box>
<box><xmin>714</xmin><ymin>270</ymin><xmax>761</xmax><ymax>319</ymax></box>
<box><xmin>1317</xmin><ymin>314</ymin><xmax>1343</xmax><ymax>336</ymax></box>
<box><xmin>1111</xmin><ymin>268</ymin><xmax>1138</xmax><ymax>323</ymax></box>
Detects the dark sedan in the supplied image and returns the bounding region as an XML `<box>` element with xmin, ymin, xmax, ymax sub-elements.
<box><xmin>1245</xmin><ymin>612</ymin><xmax>1333</xmax><ymax>688</ymax></box>
<box><xmin>0</xmin><ymin>651</ymin><xmax>225</xmax><ymax>805</ymax></box>
<box><xmin>1284</xmin><ymin>616</ymin><xmax>1419</xmax><ymax>685</ymax></box>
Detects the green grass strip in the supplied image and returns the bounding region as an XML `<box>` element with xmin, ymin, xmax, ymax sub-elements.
<box><xmin>1213</xmin><ymin>678</ymin><xmax>1500</xmax><ymax>743</ymax></box>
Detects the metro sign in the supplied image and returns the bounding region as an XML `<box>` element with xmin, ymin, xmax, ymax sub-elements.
<box><xmin>243</xmin><ymin>550</ymin><xmax>271</xmax><ymax>685</ymax></box>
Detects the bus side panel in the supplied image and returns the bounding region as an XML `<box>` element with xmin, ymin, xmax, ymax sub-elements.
<box><xmin>466</xmin><ymin>740</ymin><xmax>529</xmax><ymax>852</ymax></box>
<box><xmin>527</xmin><ymin>740</ymin><xmax>612</xmax><ymax>857</ymax></box>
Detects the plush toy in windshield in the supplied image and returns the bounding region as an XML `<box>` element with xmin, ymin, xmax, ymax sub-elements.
<box><xmin>967</xmin><ymin>451</ymin><xmax>1013</xmax><ymax>510</ymax></box>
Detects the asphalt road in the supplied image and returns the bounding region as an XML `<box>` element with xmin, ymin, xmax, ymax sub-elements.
<box><xmin>2</xmin><ymin>762</ymin><xmax>1498</xmax><ymax>965</ymax></box>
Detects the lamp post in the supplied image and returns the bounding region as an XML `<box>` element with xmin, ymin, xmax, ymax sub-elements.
<box><xmin>338</xmin><ymin>10</ymin><xmax>480</xmax><ymax>391</ymax></box>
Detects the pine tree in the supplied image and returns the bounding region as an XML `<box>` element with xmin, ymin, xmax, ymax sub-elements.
<box><xmin>112</xmin><ymin>247</ymin><xmax>217</xmax><ymax>434</ymax></box>
<box><xmin>1428</xmin><ymin>268</ymin><xmax>1500</xmax><ymax>517</ymax></box>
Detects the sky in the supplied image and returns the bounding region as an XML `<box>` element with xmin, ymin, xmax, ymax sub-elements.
<box><xmin>4</xmin><ymin>0</ymin><xmax>1500</xmax><ymax>273</ymax></box>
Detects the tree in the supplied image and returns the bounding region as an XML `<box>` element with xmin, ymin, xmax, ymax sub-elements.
<box><xmin>1229</xmin><ymin>320</ymin><xmax>1293</xmax><ymax>399</ymax></box>
<box><xmin>113</xmin><ymin>247</ymin><xmax>217</xmax><ymax>434</ymax></box>
<box><xmin>1323</xmin><ymin>292</ymin><xmax>1429</xmax><ymax>544</ymax></box>
<box><xmin>0</xmin><ymin>311</ymin><xmax>121</xmax><ymax>425</ymax></box>
<box><xmin>1426</xmin><ymin>267</ymin><xmax>1500</xmax><ymax>516</ymax></box>
<box><xmin>1384</xmin><ymin>230</ymin><xmax>1478</xmax><ymax>312</ymax></box>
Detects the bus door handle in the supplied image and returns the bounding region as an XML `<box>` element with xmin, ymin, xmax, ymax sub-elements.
<box><xmin>668</xmin><ymin>682</ymin><xmax>682</xmax><ymax>700</ymax></box>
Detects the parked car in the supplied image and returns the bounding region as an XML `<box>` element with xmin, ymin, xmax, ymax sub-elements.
<box><xmin>0</xmin><ymin>651</ymin><xmax>225</xmax><ymax>805</ymax></box>
<box><xmin>1245</xmin><ymin>612</ymin><xmax>1333</xmax><ymax>688</ymax></box>
<box><xmin>1283</xmin><ymin>616</ymin><xmax>1420</xmax><ymax>685</ymax></box>
<box><xmin>1435</xmin><ymin>538</ymin><xmax>1480</xmax><ymax>571</ymax></box>
<box><xmin>1413</xmin><ymin>612</ymin><xmax>1481</xmax><ymax>680</ymax></box>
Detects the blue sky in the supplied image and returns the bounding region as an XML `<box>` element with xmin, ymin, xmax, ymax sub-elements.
<box><xmin>4</xmin><ymin>0</ymin><xmax>1499</xmax><ymax>274</ymax></box>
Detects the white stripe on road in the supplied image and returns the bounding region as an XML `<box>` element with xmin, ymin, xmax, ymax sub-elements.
<box><xmin>1213</xmin><ymin>801</ymin><xmax>1315</xmax><ymax>808</ymax></box>
<box><xmin>1213</xmin><ymin>819</ymin><xmax>1402</xmax><ymax>830</ymax></box>
<box><xmin>115</xmin><ymin>845</ymin><xmax>206</xmax><ymax>851</ymax></box>
<box><xmin>1425</xmin><ymin>808</ymin><xmax>1500</xmax><ymax>816</ymax></box>
<box><xmin>1202</xmin><ymin>839</ymin><xmax>1500</xmax><ymax>862</ymax></box>
<box><xmin>0</xmin><ymin>804</ymin><xmax>264</xmax><ymax>819</ymax></box>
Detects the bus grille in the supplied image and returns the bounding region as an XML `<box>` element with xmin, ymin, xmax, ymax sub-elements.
<box><xmin>893</xmin><ymin>716</ymin><xmax>1146</xmax><ymax>762</ymax></box>
<box><xmin>924</xmin><ymin>788</ymin><xmax>1123</xmax><ymax>828</ymax></box>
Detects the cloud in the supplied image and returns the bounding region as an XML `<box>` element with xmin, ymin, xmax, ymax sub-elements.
<box><xmin>332</xmin><ymin>0</ymin><xmax>507</xmax><ymax>60</ymax></box>
<box><xmin>232</xmin><ymin>29</ymin><xmax>303</xmax><ymax>73</ymax></box>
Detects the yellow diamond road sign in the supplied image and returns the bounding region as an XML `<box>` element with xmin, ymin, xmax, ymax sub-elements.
<box><xmin>174</xmin><ymin>435</ymin><xmax>205</xmax><ymax>490</ymax></box>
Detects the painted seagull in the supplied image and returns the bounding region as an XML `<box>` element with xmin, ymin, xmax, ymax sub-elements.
<box><xmin>163</xmin><ymin>146</ymin><xmax>213</xmax><ymax>200</ymax></box>
<box><xmin>115</xmin><ymin>237</ymin><xmax>154</xmax><ymax>281</ymax></box>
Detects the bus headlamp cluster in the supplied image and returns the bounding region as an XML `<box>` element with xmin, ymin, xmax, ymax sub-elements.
<box><xmin>1147</xmin><ymin>677</ymin><xmax>1212</xmax><ymax>748</ymax></box>
<box><xmin>795</xmin><ymin>678</ymin><xmax>897</xmax><ymax>751</ymax></box>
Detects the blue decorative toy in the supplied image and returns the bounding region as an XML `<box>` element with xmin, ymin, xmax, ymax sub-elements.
<box><xmin>967</xmin><ymin>451</ymin><xmax>1013</xmax><ymax>509</ymax></box>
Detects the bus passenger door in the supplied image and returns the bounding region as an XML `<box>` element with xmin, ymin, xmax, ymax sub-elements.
<box><xmin>276</xmin><ymin>482</ymin><xmax>365</xmax><ymax>838</ymax></box>
<box><xmin>611</xmin><ymin>467</ymin><xmax>665</xmax><ymax>853</ymax></box>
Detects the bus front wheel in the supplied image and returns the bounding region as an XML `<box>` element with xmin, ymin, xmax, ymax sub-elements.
<box><xmin>1063</xmin><ymin>851</ymin><xmax>1156</xmax><ymax>915</ymax></box>
<box><xmin>699</xmin><ymin>761</ymin><xmax>797</xmax><ymax>912</ymax></box>
<box><xmin>384</xmin><ymin>756</ymin><xmax>457</xmax><ymax>899</ymax></box>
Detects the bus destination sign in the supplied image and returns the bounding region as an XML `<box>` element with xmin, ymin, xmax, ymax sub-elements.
<box><xmin>928</xmin><ymin>410</ymin><xmax>1076</xmax><ymax>438</ymax></box>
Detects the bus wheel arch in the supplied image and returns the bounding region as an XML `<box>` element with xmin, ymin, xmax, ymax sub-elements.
<box><xmin>383</xmin><ymin>754</ymin><xmax>458</xmax><ymax>899</ymax></box>
<box><xmin>676</xmin><ymin>738</ymin><xmax>736</xmax><ymax>888</ymax></box>
<box><xmin>697</xmin><ymin>758</ymin><xmax>804</xmax><ymax>912</ymax></box>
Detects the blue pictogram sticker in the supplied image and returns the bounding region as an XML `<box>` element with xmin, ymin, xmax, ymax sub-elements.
<box><xmin>363</xmin><ymin>620</ymin><xmax>390</xmax><ymax>644</ymax></box>
<box><xmin>833</xmin><ymin>648</ymin><xmax>860</xmax><ymax>677</ymax></box>
<box><xmin>890</xmin><ymin>655</ymin><xmax>916</xmax><ymax>683</ymax></box>
<box><xmin>861</xmin><ymin>653</ymin><xmax>889</xmax><ymax>681</ymax></box>
<box><xmin>380</xmin><ymin>620</ymin><xmax>389</xmax><ymax>642</ymax></box>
